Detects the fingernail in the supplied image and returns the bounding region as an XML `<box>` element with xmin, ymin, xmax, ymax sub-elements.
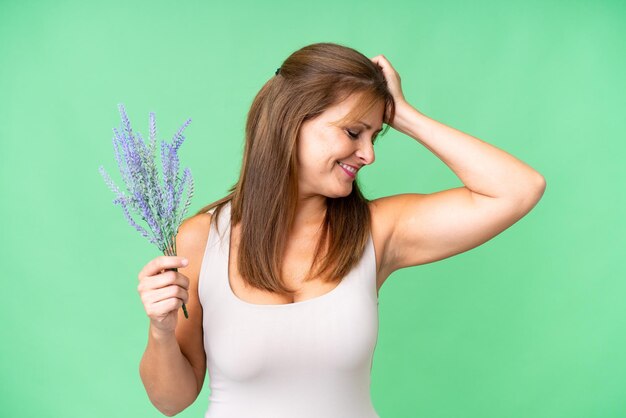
<box><xmin>182</xmin><ymin>258</ymin><xmax>188</xmax><ymax>266</ymax></box>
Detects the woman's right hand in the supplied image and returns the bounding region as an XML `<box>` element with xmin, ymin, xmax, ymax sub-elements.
<box><xmin>137</xmin><ymin>256</ymin><xmax>190</xmax><ymax>336</ymax></box>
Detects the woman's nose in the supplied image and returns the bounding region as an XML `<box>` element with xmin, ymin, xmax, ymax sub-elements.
<box><xmin>355</xmin><ymin>140</ymin><xmax>375</xmax><ymax>165</ymax></box>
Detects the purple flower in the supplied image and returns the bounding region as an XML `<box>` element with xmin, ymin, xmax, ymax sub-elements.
<box><xmin>99</xmin><ymin>103</ymin><xmax>194</xmax><ymax>256</ymax></box>
<box><xmin>99</xmin><ymin>104</ymin><xmax>193</xmax><ymax>319</ymax></box>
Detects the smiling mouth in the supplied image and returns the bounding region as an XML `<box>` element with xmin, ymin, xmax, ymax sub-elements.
<box><xmin>337</xmin><ymin>161</ymin><xmax>356</xmax><ymax>178</ymax></box>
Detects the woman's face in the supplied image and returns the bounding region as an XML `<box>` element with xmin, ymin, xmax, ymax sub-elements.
<box><xmin>296</xmin><ymin>93</ymin><xmax>384</xmax><ymax>199</ymax></box>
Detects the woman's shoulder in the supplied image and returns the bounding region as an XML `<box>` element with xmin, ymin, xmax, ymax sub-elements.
<box><xmin>175</xmin><ymin>213</ymin><xmax>214</xmax><ymax>280</ymax></box>
<box><xmin>366</xmin><ymin>199</ymin><xmax>395</xmax><ymax>282</ymax></box>
<box><xmin>185</xmin><ymin>210</ymin><xmax>213</xmax><ymax>226</ymax></box>
<box><xmin>366</xmin><ymin>198</ymin><xmax>395</xmax><ymax>241</ymax></box>
<box><xmin>177</xmin><ymin>212</ymin><xmax>213</xmax><ymax>250</ymax></box>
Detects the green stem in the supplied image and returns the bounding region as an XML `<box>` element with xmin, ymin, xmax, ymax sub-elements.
<box><xmin>164</xmin><ymin>235</ymin><xmax>189</xmax><ymax>319</ymax></box>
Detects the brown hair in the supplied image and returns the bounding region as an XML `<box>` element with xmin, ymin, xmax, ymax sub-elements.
<box><xmin>192</xmin><ymin>42</ymin><xmax>396</xmax><ymax>295</ymax></box>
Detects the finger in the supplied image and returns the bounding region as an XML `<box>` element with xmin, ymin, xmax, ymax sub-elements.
<box><xmin>371</xmin><ymin>57</ymin><xmax>388</xmax><ymax>74</ymax></box>
<box><xmin>138</xmin><ymin>256</ymin><xmax>188</xmax><ymax>280</ymax></box>
<box><xmin>138</xmin><ymin>270</ymin><xmax>190</xmax><ymax>292</ymax></box>
<box><xmin>146</xmin><ymin>284</ymin><xmax>189</xmax><ymax>305</ymax></box>
<box><xmin>148</xmin><ymin>297</ymin><xmax>183</xmax><ymax>317</ymax></box>
<box><xmin>371</xmin><ymin>54</ymin><xmax>387</xmax><ymax>63</ymax></box>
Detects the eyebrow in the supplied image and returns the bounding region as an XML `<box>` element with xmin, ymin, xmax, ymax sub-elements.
<box><xmin>356</xmin><ymin>121</ymin><xmax>383</xmax><ymax>133</ymax></box>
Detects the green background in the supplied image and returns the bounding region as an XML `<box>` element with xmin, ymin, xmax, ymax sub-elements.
<box><xmin>1</xmin><ymin>0</ymin><xmax>625</xmax><ymax>417</ymax></box>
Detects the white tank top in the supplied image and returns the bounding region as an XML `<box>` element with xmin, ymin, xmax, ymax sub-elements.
<box><xmin>198</xmin><ymin>201</ymin><xmax>380</xmax><ymax>418</ymax></box>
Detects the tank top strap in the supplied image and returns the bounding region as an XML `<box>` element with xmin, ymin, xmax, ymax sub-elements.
<box><xmin>197</xmin><ymin>202</ymin><xmax>232</xmax><ymax>313</ymax></box>
<box><xmin>347</xmin><ymin>226</ymin><xmax>378</xmax><ymax>306</ymax></box>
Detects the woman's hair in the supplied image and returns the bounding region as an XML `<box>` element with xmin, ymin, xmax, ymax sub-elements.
<box><xmin>193</xmin><ymin>42</ymin><xmax>396</xmax><ymax>295</ymax></box>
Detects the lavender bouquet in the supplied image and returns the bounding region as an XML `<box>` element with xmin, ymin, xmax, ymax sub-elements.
<box><xmin>99</xmin><ymin>104</ymin><xmax>194</xmax><ymax>319</ymax></box>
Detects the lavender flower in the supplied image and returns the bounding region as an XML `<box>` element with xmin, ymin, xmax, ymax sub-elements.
<box><xmin>99</xmin><ymin>103</ymin><xmax>194</xmax><ymax>319</ymax></box>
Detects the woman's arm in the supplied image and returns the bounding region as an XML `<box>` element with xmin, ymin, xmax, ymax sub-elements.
<box><xmin>369</xmin><ymin>55</ymin><xmax>546</xmax><ymax>284</ymax></box>
<box><xmin>371</xmin><ymin>102</ymin><xmax>546</xmax><ymax>281</ymax></box>
<box><xmin>139</xmin><ymin>326</ymin><xmax>199</xmax><ymax>417</ymax></box>
<box><xmin>394</xmin><ymin>103</ymin><xmax>546</xmax><ymax>202</ymax></box>
<box><xmin>137</xmin><ymin>214</ymin><xmax>210</xmax><ymax>416</ymax></box>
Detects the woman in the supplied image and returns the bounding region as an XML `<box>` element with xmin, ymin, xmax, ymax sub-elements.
<box><xmin>137</xmin><ymin>42</ymin><xmax>546</xmax><ymax>417</ymax></box>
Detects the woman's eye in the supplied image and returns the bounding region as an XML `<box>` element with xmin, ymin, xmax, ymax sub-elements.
<box><xmin>346</xmin><ymin>130</ymin><xmax>360</xmax><ymax>139</ymax></box>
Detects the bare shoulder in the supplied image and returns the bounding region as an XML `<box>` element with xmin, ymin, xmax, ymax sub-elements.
<box><xmin>173</xmin><ymin>211</ymin><xmax>213</xmax><ymax>397</ymax></box>
<box><xmin>368</xmin><ymin>192</ymin><xmax>453</xmax><ymax>293</ymax></box>
<box><xmin>367</xmin><ymin>197</ymin><xmax>398</xmax><ymax>293</ymax></box>
<box><xmin>177</xmin><ymin>212</ymin><xmax>213</xmax><ymax>254</ymax></box>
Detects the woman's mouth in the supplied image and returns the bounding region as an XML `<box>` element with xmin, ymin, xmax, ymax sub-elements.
<box><xmin>337</xmin><ymin>161</ymin><xmax>356</xmax><ymax>178</ymax></box>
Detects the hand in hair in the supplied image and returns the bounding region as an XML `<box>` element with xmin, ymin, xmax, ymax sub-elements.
<box><xmin>371</xmin><ymin>54</ymin><xmax>408</xmax><ymax>104</ymax></box>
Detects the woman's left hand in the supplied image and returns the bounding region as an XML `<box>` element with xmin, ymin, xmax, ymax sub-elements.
<box><xmin>370</xmin><ymin>54</ymin><xmax>420</xmax><ymax>132</ymax></box>
<box><xmin>370</xmin><ymin>54</ymin><xmax>408</xmax><ymax>108</ymax></box>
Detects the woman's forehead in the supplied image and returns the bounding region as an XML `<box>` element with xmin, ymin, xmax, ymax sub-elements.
<box><xmin>325</xmin><ymin>96</ymin><xmax>384</xmax><ymax>129</ymax></box>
